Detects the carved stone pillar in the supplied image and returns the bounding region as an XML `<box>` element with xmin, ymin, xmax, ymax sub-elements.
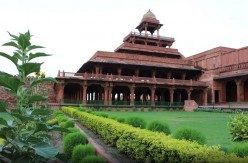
<box><xmin>82</xmin><ymin>83</ymin><xmax>87</xmax><ymax>105</ymax></box>
<box><xmin>187</xmin><ymin>88</ymin><xmax>192</xmax><ymax>100</ymax></box>
<box><xmin>108</xmin><ymin>84</ymin><xmax>113</xmax><ymax>105</ymax></box>
<box><xmin>117</xmin><ymin>67</ymin><xmax>122</xmax><ymax>77</ymax></box>
<box><xmin>56</xmin><ymin>82</ymin><xmax>64</xmax><ymax>103</ymax></box>
<box><xmin>235</xmin><ymin>79</ymin><xmax>244</xmax><ymax>102</ymax></box>
<box><xmin>151</xmin><ymin>85</ymin><xmax>156</xmax><ymax>106</ymax></box>
<box><xmin>169</xmin><ymin>87</ymin><xmax>175</xmax><ymax>105</ymax></box>
<box><xmin>104</xmin><ymin>83</ymin><xmax>109</xmax><ymax>106</ymax></box>
<box><xmin>167</xmin><ymin>71</ymin><xmax>171</xmax><ymax>79</ymax></box>
<box><xmin>129</xmin><ymin>85</ymin><xmax>135</xmax><ymax>106</ymax></box>
<box><xmin>203</xmin><ymin>89</ymin><xmax>208</xmax><ymax>105</ymax></box>
<box><xmin>181</xmin><ymin>72</ymin><xmax>186</xmax><ymax>80</ymax></box>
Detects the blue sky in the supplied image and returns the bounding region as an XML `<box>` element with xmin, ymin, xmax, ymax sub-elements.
<box><xmin>0</xmin><ymin>0</ymin><xmax>247</xmax><ymax>76</ymax></box>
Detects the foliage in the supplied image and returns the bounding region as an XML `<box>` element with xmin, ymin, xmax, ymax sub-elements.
<box><xmin>63</xmin><ymin>127</ymin><xmax>80</xmax><ymax>138</ymax></box>
<box><xmin>140</xmin><ymin>107</ymin><xmax>144</xmax><ymax>112</ymax></box>
<box><xmin>53</xmin><ymin>110</ymin><xmax>64</xmax><ymax>117</ymax></box>
<box><xmin>147</xmin><ymin>120</ymin><xmax>171</xmax><ymax>135</ymax></box>
<box><xmin>72</xmin><ymin>144</ymin><xmax>96</xmax><ymax>163</ymax></box>
<box><xmin>117</xmin><ymin>117</ymin><xmax>125</xmax><ymax>123</ymax></box>
<box><xmin>80</xmin><ymin>155</ymin><xmax>106</xmax><ymax>163</ymax></box>
<box><xmin>64</xmin><ymin>120</ymin><xmax>75</xmax><ymax>128</ymax></box>
<box><xmin>174</xmin><ymin>127</ymin><xmax>206</xmax><ymax>145</ymax></box>
<box><xmin>78</xmin><ymin>107</ymin><xmax>86</xmax><ymax>112</ymax></box>
<box><xmin>48</xmin><ymin>118</ymin><xmax>58</xmax><ymax>125</ymax></box>
<box><xmin>228</xmin><ymin>113</ymin><xmax>248</xmax><ymax>142</ymax></box>
<box><xmin>62</xmin><ymin>107</ymin><xmax>248</xmax><ymax>163</ymax></box>
<box><xmin>107</xmin><ymin>107</ymin><xmax>111</xmax><ymax>112</ymax></box>
<box><xmin>0</xmin><ymin>31</ymin><xmax>64</xmax><ymax>162</ymax></box>
<box><xmin>125</xmin><ymin>108</ymin><xmax>129</xmax><ymax>112</ymax></box>
<box><xmin>63</xmin><ymin>132</ymin><xmax>88</xmax><ymax>159</ymax></box>
<box><xmin>98</xmin><ymin>113</ymin><xmax>109</xmax><ymax>118</ymax></box>
<box><xmin>229</xmin><ymin>142</ymin><xmax>248</xmax><ymax>157</ymax></box>
<box><xmin>56</xmin><ymin>115</ymin><xmax>68</xmax><ymax>123</ymax></box>
<box><xmin>126</xmin><ymin>117</ymin><xmax>146</xmax><ymax>129</ymax></box>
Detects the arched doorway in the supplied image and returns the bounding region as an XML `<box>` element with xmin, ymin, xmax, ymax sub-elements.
<box><xmin>226</xmin><ymin>81</ymin><xmax>237</xmax><ymax>102</ymax></box>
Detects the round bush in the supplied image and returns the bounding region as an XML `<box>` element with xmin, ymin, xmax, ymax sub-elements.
<box><xmin>47</xmin><ymin>118</ymin><xmax>58</xmax><ymax>125</ymax></box>
<box><xmin>63</xmin><ymin>127</ymin><xmax>80</xmax><ymax>138</ymax></box>
<box><xmin>147</xmin><ymin>120</ymin><xmax>171</xmax><ymax>135</ymax></box>
<box><xmin>72</xmin><ymin>144</ymin><xmax>96</xmax><ymax>163</ymax></box>
<box><xmin>80</xmin><ymin>155</ymin><xmax>106</xmax><ymax>163</ymax></box>
<box><xmin>78</xmin><ymin>107</ymin><xmax>86</xmax><ymax>112</ymax></box>
<box><xmin>63</xmin><ymin>132</ymin><xmax>88</xmax><ymax>159</ymax></box>
<box><xmin>174</xmin><ymin>127</ymin><xmax>206</xmax><ymax>145</ymax></box>
<box><xmin>229</xmin><ymin>142</ymin><xmax>248</xmax><ymax>157</ymax></box>
<box><xmin>64</xmin><ymin>120</ymin><xmax>75</xmax><ymax>128</ymax></box>
<box><xmin>126</xmin><ymin>117</ymin><xmax>146</xmax><ymax>129</ymax></box>
<box><xmin>98</xmin><ymin>113</ymin><xmax>108</xmax><ymax>118</ymax></box>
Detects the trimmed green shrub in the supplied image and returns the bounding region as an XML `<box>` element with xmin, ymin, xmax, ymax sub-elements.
<box><xmin>99</xmin><ymin>107</ymin><xmax>103</xmax><ymax>111</ymax></box>
<box><xmin>110</xmin><ymin>116</ymin><xmax>117</xmax><ymax>120</ymax></box>
<box><xmin>64</xmin><ymin>120</ymin><xmax>75</xmax><ymax>128</ymax></box>
<box><xmin>98</xmin><ymin>113</ymin><xmax>109</xmax><ymax>118</ymax></box>
<box><xmin>48</xmin><ymin>118</ymin><xmax>58</xmax><ymax>125</ymax></box>
<box><xmin>62</xmin><ymin>107</ymin><xmax>248</xmax><ymax>163</ymax></box>
<box><xmin>63</xmin><ymin>127</ymin><xmax>80</xmax><ymax>138</ymax></box>
<box><xmin>148</xmin><ymin>108</ymin><xmax>152</xmax><ymax>112</ymax></box>
<box><xmin>57</xmin><ymin>115</ymin><xmax>68</xmax><ymax>123</ymax></box>
<box><xmin>78</xmin><ymin>107</ymin><xmax>86</xmax><ymax>112</ymax></box>
<box><xmin>228</xmin><ymin>113</ymin><xmax>248</xmax><ymax>142</ymax></box>
<box><xmin>86</xmin><ymin>110</ymin><xmax>93</xmax><ymax>113</ymax></box>
<box><xmin>147</xmin><ymin>120</ymin><xmax>171</xmax><ymax>135</ymax></box>
<box><xmin>140</xmin><ymin>107</ymin><xmax>144</xmax><ymax>112</ymax></box>
<box><xmin>125</xmin><ymin>108</ymin><xmax>129</xmax><ymax>112</ymax></box>
<box><xmin>174</xmin><ymin>127</ymin><xmax>206</xmax><ymax>145</ymax></box>
<box><xmin>229</xmin><ymin>142</ymin><xmax>248</xmax><ymax>157</ymax></box>
<box><xmin>126</xmin><ymin>117</ymin><xmax>146</xmax><ymax>129</ymax></box>
<box><xmin>63</xmin><ymin>132</ymin><xmax>88</xmax><ymax>159</ymax></box>
<box><xmin>53</xmin><ymin>110</ymin><xmax>64</xmax><ymax>117</ymax></box>
<box><xmin>72</xmin><ymin>144</ymin><xmax>96</xmax><ymax>163</ymax></box>
<box><xmin>107</xmin><ymin>107</ymin><xmax>111</xmax><ymax>111</ymax></box>
<box><xmin>116</xmin><ymin>108</ymin><xmax>120</xmax><ymax>112</ymax></box>
<box><xmin>80</xmin><ymin>155</ymin><xmax>106</xmax><ymax>163</ymax></box>
<box><xmin>117</xmin><ymin>117</ymin><xmax>125</xmax><ymax>123</ymax></box>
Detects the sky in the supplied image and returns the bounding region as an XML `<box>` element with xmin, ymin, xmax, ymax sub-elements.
<box><xmin>0</xmin><ymin>0</ymin><xmax>248</xmax><ymax>77</ymax></box>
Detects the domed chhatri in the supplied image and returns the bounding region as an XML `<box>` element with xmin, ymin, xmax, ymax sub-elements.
<box><xmin>142</xmin><ymin>9</ymin><xmax>157</xmax><ymax>21</ymax></box>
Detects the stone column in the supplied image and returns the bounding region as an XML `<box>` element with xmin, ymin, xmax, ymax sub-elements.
<box><xmin>167</xmin><ymin>71</ymin><xmax>171</xmax><ymax>79</ymax></box>
<box><xmin>104</xmin><ymin>83</ymin><xmax>109</xmax><ymax>106</ymax></box>
<box><xmin>235</xmin><ymin>79</ymin><xmax>244</xmax><ymax>102</ymax></box>
<box><xmin>151</xmin><ymin>85</ymin><xmax>156</xmax><ymax>106</ymax></box>
<box><xmin>129</xmin><ymin>85</ymin><xmax>135</xmax><ymax>106</ymax></box>
<box><xmin>108</xmin><ymin>84</ymin><xmax>113</xmax><ymax>105</ymax></box>
<box><xmin>181</xmin><ymin>72</ymin><xmax>186</xmax><ymax>80</ymax></box>
<box><xmin>203</xmin><ymin>89</ymin><xmax>208</xmax><ymax>105</ymax></box>
<box><xmin>187</xmin><ymin>88</ymin><xmax>192</xmax><ymax>100</ymax></box>
<box><xmin>117</xmin><ymin>67</ymin><xmax>122</xmax><ymax>77</ymax></box>
<box><xmin>152</xmin><ymin>70</ymin><xmax>156</xmax><ymax>78</ymax></box>
<box><xmin>123</xmin><ymin>90</ymin><xmax>128</xmax><ymax>102</ymax></box>
<box><xmin>211</xmin><ymin>89</ymin><xmax>215</xmax><ymax>104</ymax></box>
<box><xmin>56</xmin><ymin>82</ymin><xmax>64</xmax><ymax>103</ymax></box>
<box><xmin>82</xmin><ymin>83</ymin><xmax>87</xmax><ymax>105</ymax></box>
<box><xmin>135</xmin><ymin>69</ymin><xmax>139</xmax><ymax>77</ymax></box>
<box><xmin>169</xmin><ymin>87</ymin><xmax>175</xmax><ymax>105</ymax></box>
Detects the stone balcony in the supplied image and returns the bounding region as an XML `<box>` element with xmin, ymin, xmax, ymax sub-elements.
<box><xmin>57</xmin><ymin>71</ymin><xmax>207</xmax><ymax>87</ymax></box>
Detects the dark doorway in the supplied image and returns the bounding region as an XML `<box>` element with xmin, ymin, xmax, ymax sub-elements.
<box><xmin>215</xmin><ymin>90</ymin><xmax>219</xmax><ymax>103</ymax></box>
<box><xmin>226</xmin><ymin>81</ymin><xmax>237</xmax><ymax>102</ymax></box>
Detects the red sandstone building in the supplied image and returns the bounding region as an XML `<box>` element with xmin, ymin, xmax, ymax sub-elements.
<box><xmin>54</xmin><ymin>10</ymin><xmax>248</xmax><ymax>108</ymax></box>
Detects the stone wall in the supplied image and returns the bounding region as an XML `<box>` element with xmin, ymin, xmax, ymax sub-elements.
<box><xmin>0</xmin><ymin>82</ymin><xmax>56</xmax><ymax>109</ymax></box>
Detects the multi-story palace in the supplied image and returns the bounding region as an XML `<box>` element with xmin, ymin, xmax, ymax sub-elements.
<box><xmin>55</xmin><ymin>10</ymin><xmax>248</xmax><ymax>107</ymax></box>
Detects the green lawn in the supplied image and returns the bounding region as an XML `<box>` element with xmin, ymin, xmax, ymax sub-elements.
<box><xmin>99</xmin><ymin>111</ymin><xmax>235</xmax><ymax>149</ymax></box>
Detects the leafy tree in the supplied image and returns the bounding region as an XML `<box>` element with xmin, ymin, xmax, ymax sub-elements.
<box><xmin>0</xmin><ymin>31</ymin><xmax>64</xmax><ymax>162</ymax></box>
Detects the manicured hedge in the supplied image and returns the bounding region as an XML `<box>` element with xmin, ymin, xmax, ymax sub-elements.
<box><xmin>62</xmin><ymin>107</ymin><xmax>248</xmax><ymax>163</ymax></box>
